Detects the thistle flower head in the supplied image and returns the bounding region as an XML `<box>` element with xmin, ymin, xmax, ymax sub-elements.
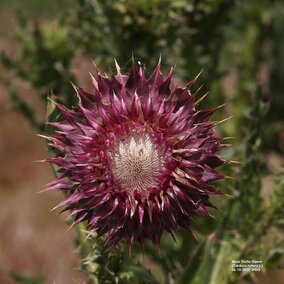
<box><xmin>45</xmin><ymin>59</ymin><xmax>225</xmax><ymax>247</ymax></box>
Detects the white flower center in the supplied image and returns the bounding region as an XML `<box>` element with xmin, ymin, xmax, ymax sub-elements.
<box><xmin>110</xmin><ymin>132</ymin><xmax>164</xmax><ymax>192</ymax></box>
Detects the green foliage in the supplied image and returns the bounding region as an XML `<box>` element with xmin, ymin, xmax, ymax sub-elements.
<box><xmin>10</xmin><ymin>271</ymin><xmax>44</xmax><ymax>284</ymax></box>
<box><xmin>0</xmin><ymin>12</ymin><xmax>76</xmax><ymax>130</ymax></box>
<box><xmin>175</xmin><ymin>88</ymin><xmax>283</xmax><ymax>284</ymax></box>
<box><xmin>75</xmin><ymin>226</ymin><xmax>158</xmax><ymax>284</ymax></box>
<box><xmin>69</xmin><ymin>0</ymin><xmax>235</xmax><ymax>87</ymax></box>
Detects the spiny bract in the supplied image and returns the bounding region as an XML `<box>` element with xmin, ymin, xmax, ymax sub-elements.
<box><xmin>45</xmin><ymin>59</ymin><xmax>225</xmax><ymax>247</ymax></box>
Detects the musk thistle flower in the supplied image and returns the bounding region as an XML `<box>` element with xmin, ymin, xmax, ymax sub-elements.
<box><xmin>45</xmin><ymin>59</ymin><xmax>225</xmax><ymax>247</ymax></box>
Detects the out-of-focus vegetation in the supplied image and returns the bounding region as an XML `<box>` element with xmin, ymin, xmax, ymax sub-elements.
<box><xmin>1</xmin><ymin>0</ymin><xmax>283</xmax><ymax>283</ymax></box>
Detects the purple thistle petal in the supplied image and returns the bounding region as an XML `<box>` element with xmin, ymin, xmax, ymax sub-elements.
<box><xmin>44</xmin><ymin>60</ymin><xmax>226</xmax><ymax>247</ymax></box>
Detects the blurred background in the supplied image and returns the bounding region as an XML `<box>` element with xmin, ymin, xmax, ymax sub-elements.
<box><xmin>0</xmin><ymin>0</ymin><xmax>283</xmax><ymax>283</ymax></box>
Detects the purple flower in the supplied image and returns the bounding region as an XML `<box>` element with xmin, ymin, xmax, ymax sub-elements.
<box><xmin>45</xmin><ymin>60</ymin><xmax>225</xmax><ymax>247</ymax></box>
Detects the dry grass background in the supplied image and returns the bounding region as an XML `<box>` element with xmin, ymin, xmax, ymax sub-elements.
<box><xmin>0</xmin><ymin>4</ymin><xmax>88</xmax><ymax>283</ymax></box>
<box><xmin>0</xmin><ymin>63</ymin><xmax>87</xmax><ymax>284</ymax></box>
